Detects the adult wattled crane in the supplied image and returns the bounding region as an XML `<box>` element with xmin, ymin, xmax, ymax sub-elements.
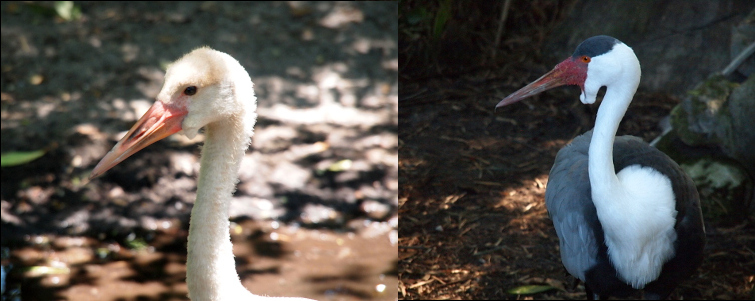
<box><xmin>495</xmin><ymin>36</ymin><xmax>705</xmax><ymax>299</ymax></box>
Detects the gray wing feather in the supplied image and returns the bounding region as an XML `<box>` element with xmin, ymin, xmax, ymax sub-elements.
<box><xmin>545</xmin><ymin>130</ymin><xmax>600</xmax><ymax>281</ymax></box>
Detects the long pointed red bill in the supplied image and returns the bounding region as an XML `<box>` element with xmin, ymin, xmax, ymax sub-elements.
<box><xmin>495</xmin><ymin>58</ymin><xmax>586</xmax><ymax>109</ymax></box>
<box><xmin>90</xmin><ymin>101</ymin><xmax>188</xmax><ymax>179</ymax></box>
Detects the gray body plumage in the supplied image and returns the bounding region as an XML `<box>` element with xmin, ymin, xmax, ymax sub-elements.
<box><xmin>545</xmin><ymin>129</ymin><xmax>705</xmax><ymax>299</ymax></box>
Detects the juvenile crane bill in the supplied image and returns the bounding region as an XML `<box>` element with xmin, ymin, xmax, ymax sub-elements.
<box><xmin>90</xmin><ymin>100</ymin><xmax>187</xmax><ymax>179</ymax></box>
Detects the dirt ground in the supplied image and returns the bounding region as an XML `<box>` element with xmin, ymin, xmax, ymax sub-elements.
<box><xmin>398</xmin><ymin>1</ymin><xmax>754</xmax><ymax>300</ymax></box>
<box><xmin>1</xmin><ymin>2</ymin><xmax>397</xmax><ymax>301</ymax></box>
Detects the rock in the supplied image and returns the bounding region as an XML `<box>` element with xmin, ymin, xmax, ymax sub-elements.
<box><xmin>544</xmin><ymin>1</ymin><xmax>755</xmax><ymax>96</ymax></box>
<box><xmin>681</xmin><ymin>158</ymin><xmax>754</xmax><ymax>224</ymax></box>
<box><xmin>671</xmin><ymin>75</ymin><xmax>755</xmax><ymax>176</ymax></box>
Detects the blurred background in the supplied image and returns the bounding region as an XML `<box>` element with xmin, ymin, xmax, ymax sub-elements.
<box><xmin>399</xmin><ymin>0</ymin><xmax>754</xmax><ymax>299</ymax></box>
<box><xmin>1</xmin><ymin>2</ymin><xmax>397</xmax><ymax>300</ymax></box>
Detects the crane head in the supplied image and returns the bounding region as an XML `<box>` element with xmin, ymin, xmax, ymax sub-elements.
<box><xmin>90</xmin><ymin>47</ymin><xmax>256</xmax><ymax>179</ymax></box>
<box><xmin>496</xmin><ymin>35</ymin><xmax>639</xmax><ymax>109</ymax></box>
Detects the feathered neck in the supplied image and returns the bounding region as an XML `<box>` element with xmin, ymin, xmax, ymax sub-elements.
<box><xmin>186</xmin><ymin>113</ymin><xmax>254</xmax><ymax>300</ymax></box>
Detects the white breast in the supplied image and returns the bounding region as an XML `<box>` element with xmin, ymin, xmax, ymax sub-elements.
<box><xmin>594</xmin><ymin>164</ymin><xmax>678</xmax><ymax>288</ymax></box>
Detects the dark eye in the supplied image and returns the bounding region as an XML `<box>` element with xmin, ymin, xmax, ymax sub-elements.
<box><xmin>184</xmin><ymin>86</ymin><xmax>197</xmax><ymax>95</ymax></box>
<box><xmin>581</xmin><ymin>56</ymin><xmax>591</xmax><ymax>63</ymax></box>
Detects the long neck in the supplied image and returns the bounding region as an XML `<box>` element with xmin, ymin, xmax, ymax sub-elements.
<box><xmin>588</xmin><ymin>84</ymin><xmax>635</xmax><ymax>199</ymax></box>
<box><xmin>186</xmin><ymin>114</ymin><xmax>253</xmax><ymax>300</ymax></box>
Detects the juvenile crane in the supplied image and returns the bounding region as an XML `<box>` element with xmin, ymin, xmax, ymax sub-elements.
<box><xmin>495</xmin><ymin>36</ymin><xmax>705</xmax><ymax>299</ymax></box>
<box><xmin>91</xmin><ymin>47</ymin><xmax>313</xmax><ymax>301</ymax></box>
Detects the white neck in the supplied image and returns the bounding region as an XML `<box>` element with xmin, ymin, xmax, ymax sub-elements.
<box><xmin>585</xmin><ymin>49</ymin><xmax>678</xmax><ymax>288</ymax></box>
<box><xmin>587</xmin><ymin>85</ymin><xmax>633</xmax><ymax>196</ymax></box>
<box><xmin>586</xmin><ymin>44</ymin><xmax>641</xmax><ymax>200</ymax></box>
<box><xmin>185</xmin><ymin>113</ymin><xmax>314</xmax><ymax>301</ymax></box>
<box><xmin>186</xmin><ymin>115</ymin><xmax>254</xmax><ymax>301</ymax></box>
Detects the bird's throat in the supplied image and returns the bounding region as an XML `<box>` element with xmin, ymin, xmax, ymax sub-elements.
<box><xmin>588</xmin><ymin>87</ymin><xmax>633</xmax><ymax>199</ymax></box>
<box><xmin>186</xmin><ymin>117</ymin><xmax>253</xmax><ymax>300</ymax></box>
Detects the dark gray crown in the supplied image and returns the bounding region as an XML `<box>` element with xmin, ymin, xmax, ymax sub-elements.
<box><xmin>572</xmin><ymin>35</ymin><xmax>620</xmax><ymax>58</ymax></box>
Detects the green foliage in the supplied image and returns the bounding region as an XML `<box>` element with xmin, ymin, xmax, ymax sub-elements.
<box><xmin>1</xmin><ymin>150</ymin><xmax>46</xmax><ymax>167</ymax></box>
<box><xmin>23</xmin><ymin>1</ymin><xmax>81</xmax><ymax>22</ymax></box>
<box><xmin>54</xmin><ymin>1</ymin><xmax>82</xmax><ymax>21</ymax></box>
<box><xmin>25</xmin><ymin>2</ymin><xmax>58</xmax><ymax>18</ymax></box>
<box><xmin>125</xmin><ymin>237</ymin><xmax>149</xmax><ymax>250</ymax></box>
<box><xmin>400</xmin><ymin>0</ymin><xmax>454</xmax><ymax>41</ymax></box>
<box><xmin>327</xmin><ymin>159</ymin><xmax>352</xmax><ymax>172</ymax></box>
<box><xmin>316</xmin><ymin>159</ymin><xmax>353</xmax><ymax>175</ymax></box>
<box><xmin>433</xmin><ymin>0</ymin><xmax>452</xmax><ymax>39</ymax></box>
<box><xmin>506</xmin><ymin>284</ymin><xmax>556</xmax><ymax>295</ymax></box>
<box><xmin>24</xmin><ymin>265</ymin><xmax>71</xmax><ymax>277</ymax></box>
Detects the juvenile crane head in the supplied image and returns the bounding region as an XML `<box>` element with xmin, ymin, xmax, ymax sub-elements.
<box><xmin>90</xmin><ymin>47</ymin><xmax>256</xmax><ymax>179</ymax></box>
<box><xmin>496</xmin><ymin>35</ymin><xmax>640</xmax><ymax>109</ymax></box>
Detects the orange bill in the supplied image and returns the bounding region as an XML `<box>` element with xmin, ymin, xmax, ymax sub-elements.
<box><xmin>90</xmin><ymin>101</ymin><xmax>188</xmax><ymax>179</ymax></box>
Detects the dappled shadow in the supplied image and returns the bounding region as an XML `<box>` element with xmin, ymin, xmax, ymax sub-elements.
<box><xmin>1</xmin><ymin>2</ymin><xmax>396</xmax><ymax>300</ymax></box>
<box><xmin>308</xmin><ymin>264</ymin><xmax>378</xmax><ymax>299</ymax></box>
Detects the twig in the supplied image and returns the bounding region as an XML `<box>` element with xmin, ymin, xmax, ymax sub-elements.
<box><xmin>492</xmin><ymin>0</ymin><xmax>513</xmax><ymax>58</ymax></box>
<box><xmin>721</xmin><ymin>40</ymin><xmax>755</xmax><ymax>77</ymax></box>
